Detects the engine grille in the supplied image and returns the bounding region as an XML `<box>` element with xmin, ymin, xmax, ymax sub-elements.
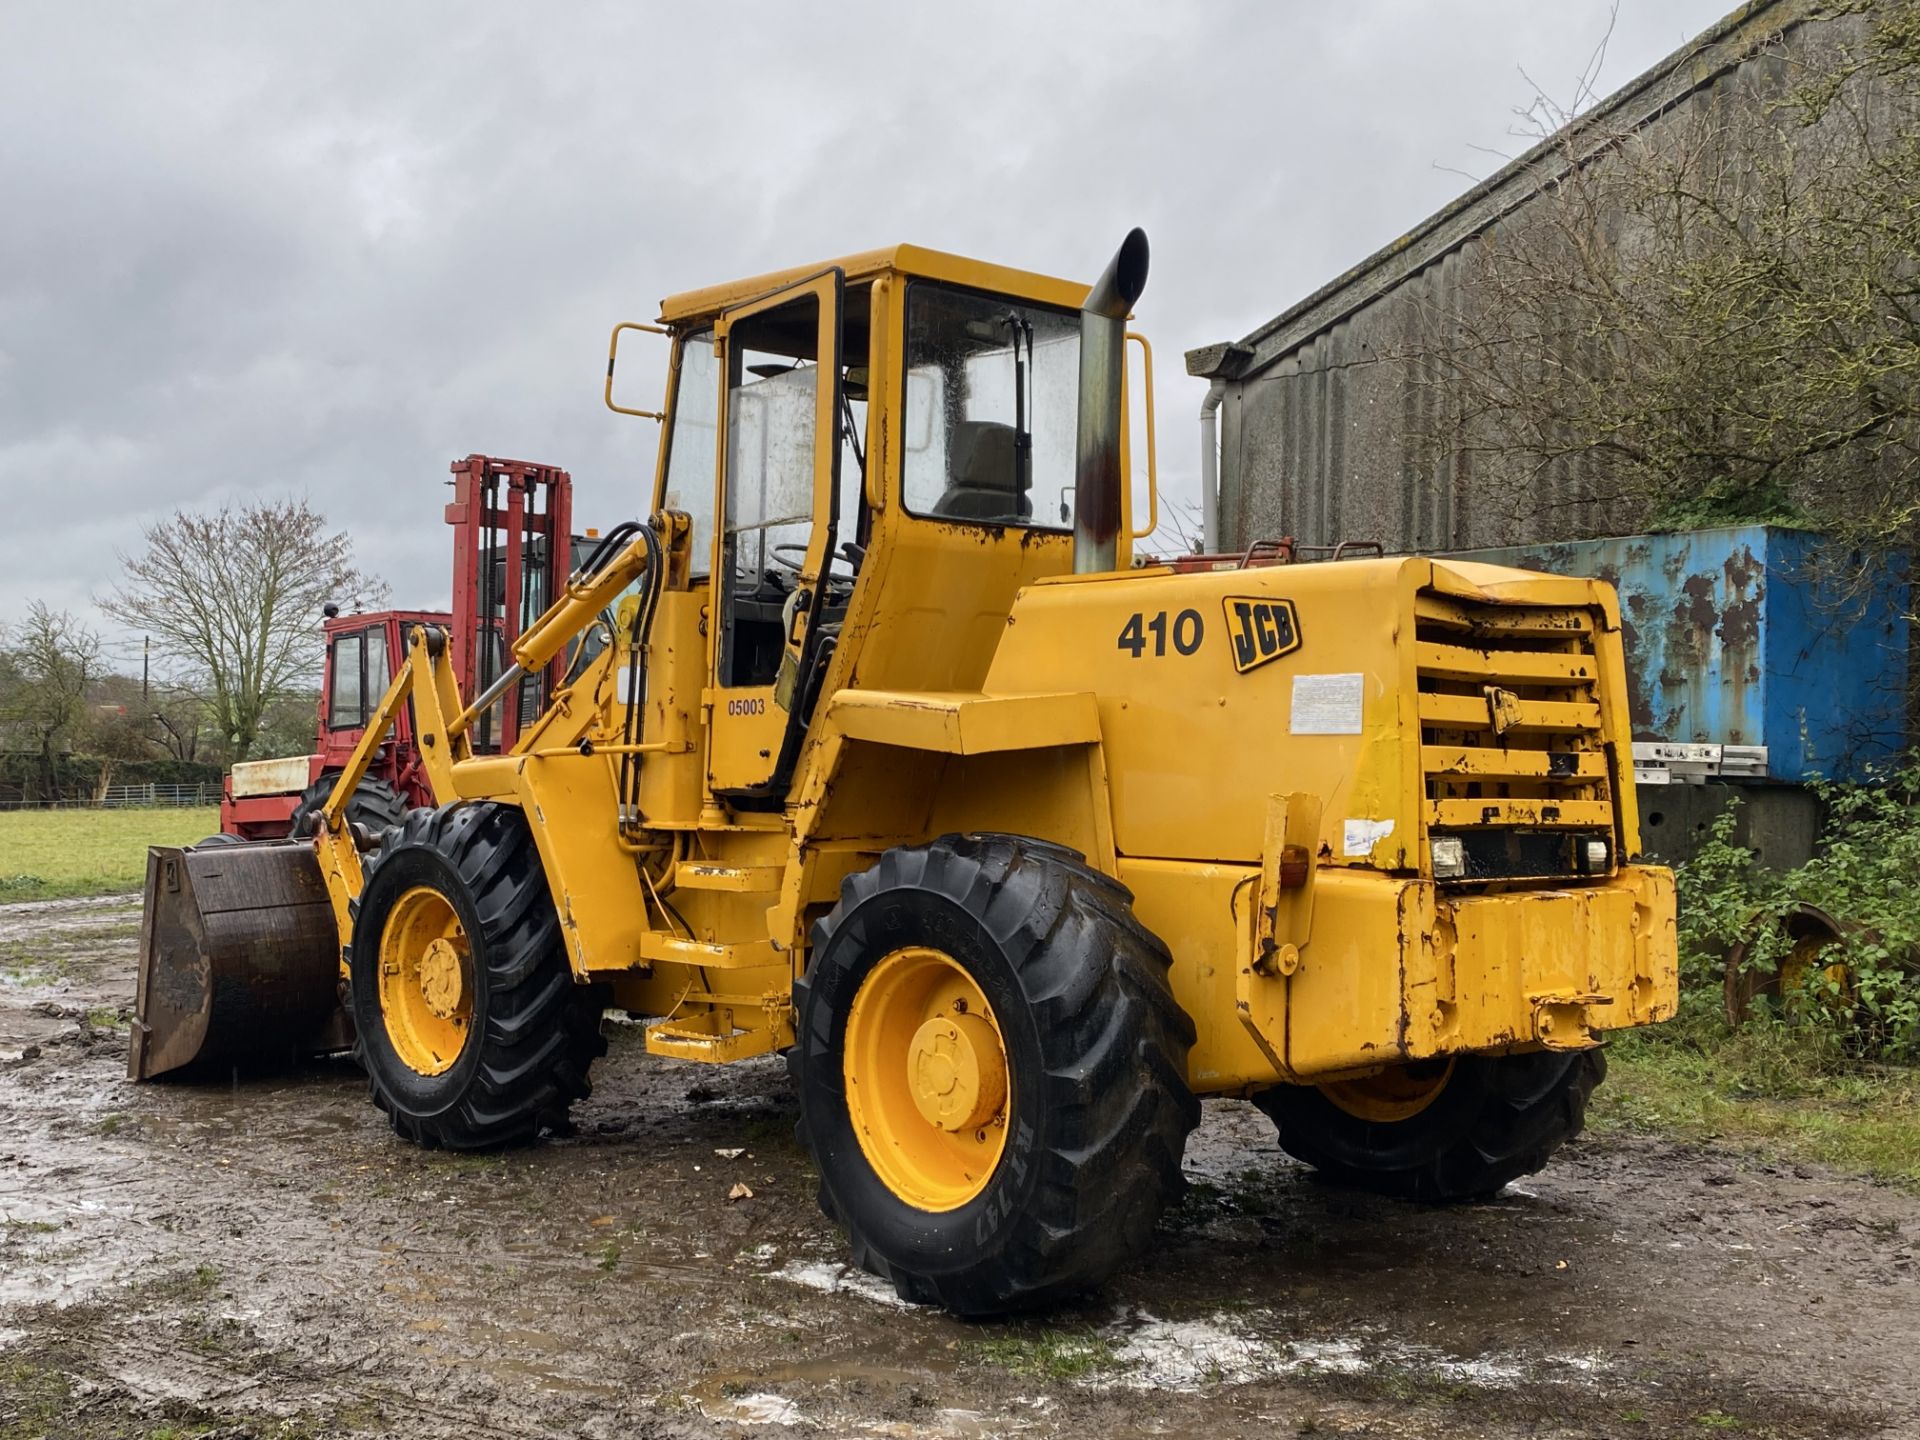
<box><xmin>1414</xmin><ymin>591</ymin><xmax>1616</xmax><ymax>844</ymax></box>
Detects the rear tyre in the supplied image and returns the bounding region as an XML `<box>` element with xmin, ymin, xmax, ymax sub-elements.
<box><xmin>1253</xmin><ymin>1050</ymin><xmax>1604</xmax><ymax>1203</ymax></box>
<box><xmin>791</xmin><ymin>833</ymin><xmax>1199</xmax><ymax>1315</ymax></box>
<box><xmin>288</xmin><ymin>774</ymin><xmax>407</xmax><ymax>842</ymax></box>
<box><xmin>347</xmin><ymin>802</ymin><xmax>606</xmax><ymax>1150</ymax></box>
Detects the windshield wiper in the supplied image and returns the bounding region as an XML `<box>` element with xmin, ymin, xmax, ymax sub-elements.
<box><xmin>1006</xmin><ymin>313</ymin><xmax>1033</xmax><ymax>506</ymax></box>
<box><xmin>839</xmin><ymin>388</ymin><xmax>865</xmax><ymax>484</ymax></box>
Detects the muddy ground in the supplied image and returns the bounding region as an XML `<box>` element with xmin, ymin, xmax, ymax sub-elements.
<box><xmin>0</xmin><ymin>896</ymin><xmax>1914</xmax><ymax>1440</ymax></box>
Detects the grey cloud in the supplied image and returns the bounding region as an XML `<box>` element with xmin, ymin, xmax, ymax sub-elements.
<box><xmin>0</xmin><ymin>1</ymin><xmax>1729</xmax><ymax>662</ymax></box>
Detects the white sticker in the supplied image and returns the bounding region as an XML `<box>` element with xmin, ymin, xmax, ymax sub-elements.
<box><xmin>1344</xmin><ymin>818</ymin><xmax>1395</xmax><ymax>856</ymax></box>
<box><xmin>1290</xmin><ymin>672</ymin><xmax>1365</xmax><ymax>735</ymax></box>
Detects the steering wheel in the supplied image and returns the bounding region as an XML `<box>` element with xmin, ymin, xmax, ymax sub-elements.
<box><xmin>771</xmin><ymin>542</ymin><xmax>861</xmax><ymax>579</ymax></box>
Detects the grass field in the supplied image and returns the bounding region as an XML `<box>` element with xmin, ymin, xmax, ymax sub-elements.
<box><xmin>1594</xmin><ymin>1029</ymin><xmax>1920</xmax><ymax>1191</ymax></box>
<box><xmin>0</xmin><ymin>808</ymin><xmax>220</xmax><ymax>903</ymax></box>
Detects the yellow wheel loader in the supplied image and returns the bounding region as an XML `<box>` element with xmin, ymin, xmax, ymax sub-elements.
<box><xmin>132</xmin><ymin>231</ymin><xmax>1678</xmax><ymax>1315</ymax></box>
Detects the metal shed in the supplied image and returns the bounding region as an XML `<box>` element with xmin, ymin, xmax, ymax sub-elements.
<box><xmin>1186</xmin><ymin>0</ymin><xmax>1844</xmax><ymax>554</ymax></box>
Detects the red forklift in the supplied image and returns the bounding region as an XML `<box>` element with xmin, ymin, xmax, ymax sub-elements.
<box><xmin>219</xmin><ymin>455</ymin><xmax>583</xmax><ymax>839</ymax></box>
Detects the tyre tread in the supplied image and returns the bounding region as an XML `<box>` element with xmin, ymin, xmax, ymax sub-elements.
<box><xmin>288</xmin><ymin>774</ymin><xmax>408</xmax><ymax>842</ymax></box>
<box><xmin>792</xmin><ymin>832</ymin><xmax>1198</xmax><ymax>1315</ymax></box>
<box><xmin>1255</xmin><ymin>1049</ymin><xmax>1605</xmax><ymax>1203</ymax></box>
<box><xmin>348</xmin><ymin>802</ymin><xmax>605</xmax><ymax>1151</ymax></box>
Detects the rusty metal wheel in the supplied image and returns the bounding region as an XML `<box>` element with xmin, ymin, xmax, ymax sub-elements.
<box><xmin>1722</xmin><ymin>903</ymin><xmax>1853</xmax><ymax>1027</ymax></box>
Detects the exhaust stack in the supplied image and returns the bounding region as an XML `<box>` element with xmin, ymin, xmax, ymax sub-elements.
<box><xmin>1073</xmin><ymin>228</ymin><xmax>1150</xmax><ymax>574</ymax></box>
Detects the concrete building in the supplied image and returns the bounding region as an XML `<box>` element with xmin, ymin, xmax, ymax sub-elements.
<box><xmin>1186</xmin><ymin>0</ymin><xmax>1863</xmax><ymax>555</ymax></box>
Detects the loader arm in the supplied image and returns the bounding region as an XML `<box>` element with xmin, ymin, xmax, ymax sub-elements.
<box><xmin>315</xmin><ymin>625</ymin><xmax>465</xmax><ymax>967</ymax></box>
<box><xmin>314</xmin><ymin>527</ymin><xmax>661</xmax><ymax>968</ymax></box>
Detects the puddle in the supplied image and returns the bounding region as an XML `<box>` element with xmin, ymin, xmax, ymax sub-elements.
<box><xmin>0</xmin><ymin>1244</ymin><xmax>131</xmax><ymax>1308</ymax></box>
<box><xmin>858</xmin><ymin>1410</ymin><xmax>1001</xmax><ymax>1439</ymax></box>
<box><xmin>768</xmin><ymin>1258</ymin><xmax>914</xmax><ymax>1310</ymax></box>
<box><xmin>1105</xmin><ymin>1313</ymin><xmax>1276</xmax><ymax>1388</ymax></box>
<box><xmin>701</xmin><ymin>1390</ymin><xmax>805</xmax><ymax>1426</ymax></box>
<box><xmin>0</xmin><ymin>894</ymin><xmax>140</xmax><ymax>943</ymax></box>
<box><xmin>1093</xmin><ymin>1308</ymin><xmax>1607</xmax><ymax>1394</ymax></box>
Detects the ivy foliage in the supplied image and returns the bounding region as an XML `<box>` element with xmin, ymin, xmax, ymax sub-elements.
<box><xmin>1677</xmin><ymin>770</ymin><xmax>1920</xmax><ymax>1064</ymax></box>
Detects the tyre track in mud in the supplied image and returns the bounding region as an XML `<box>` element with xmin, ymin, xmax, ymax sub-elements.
<box><xmin>0</xmin><ymin>895</ymin><xmax>1915</xmax><ymax>1438</ymax></box>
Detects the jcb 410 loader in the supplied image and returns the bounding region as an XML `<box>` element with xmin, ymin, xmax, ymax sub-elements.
<box><xmin>133</xmin><ymin>232</ymin><xmax>1677</xmax><ymax>1314</ymax></box>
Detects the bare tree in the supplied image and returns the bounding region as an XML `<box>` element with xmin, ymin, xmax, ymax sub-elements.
<box><xmin>1136</xmin><ymin>496</ymin><xmax>1207</xmax><ymax>561</ymax></box>
<box><xmin>103</xmin><ymin>499</ymin><xmax>385</xmax><ymax>761</ymax></box>
<box><xmin>82</xmin><ymin>674</ymin><xmax>159</xmax><ymax>798</ymax></box>
<box><xmin>251</xmin><ymin>687</ymin><xmax>323</xmax><ymax>761</ymax></box>
<box><xmin>1394</xmin><ymin>0</ymin><xmax>1920</xmax><ymax>550</ymax></box>
<box><xmin>0</xmin><ymin>604</ymin><xmax>103</xmax><ymax>803</ymax></box>
<box><xmin>147</xmin><ymin>683</ymin><xmax>209</xmax><ymax>763</ymax></box>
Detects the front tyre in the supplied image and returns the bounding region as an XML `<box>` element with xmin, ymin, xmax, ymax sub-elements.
<box><xmin>792</xmin><ymin>833</ymin><xmax>1198</xmax><ymax>1316</ymax></box>
<box><xmin>1253</xmin><ymin>1050</ymin><xmax>1605</xmax><ymax>1202</ymax></box>
<box><xmin>289</xmin><ymin>773</ymin><xmax>407</xmax><ymax>841</ymax></box>
<box><xmin>348</xmin><ymin>802</ymin><xmax>605</xmax><ymax>1149</ymax></box>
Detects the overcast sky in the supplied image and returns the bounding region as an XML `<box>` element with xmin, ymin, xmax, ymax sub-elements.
<box><xmin>1</xmin><ymin>1</ymin><xmax>1731</xmax><ymax>665</ymax></box>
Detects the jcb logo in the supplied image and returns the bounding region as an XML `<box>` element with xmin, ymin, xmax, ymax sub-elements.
<box><xmin>1223</xmin><ymin>596</ymin><xmax>1301</xmax><ymax>674</ymax></box>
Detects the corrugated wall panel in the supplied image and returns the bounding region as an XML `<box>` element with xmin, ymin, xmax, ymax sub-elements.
<box><xmin>1208</xmin><ymin>0</ymin><xmax>1867</xmax><ymax>554</ymax></box>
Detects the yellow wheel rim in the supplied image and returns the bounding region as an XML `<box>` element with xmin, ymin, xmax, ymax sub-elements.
<box><xmin>377</xmin><ymin>885</ymin><xmax>473</xmax><ymax>1076</ymax></box>
<box><xmin>1320</xmin><ymin>1058</ymin><xmax>1455</xmax><ymax>1124</ymax></box>
<box><xmin>1778</xmin><ymin>935</ymin><xmax>1853</xmax><ymax>1018</ymax></box>
<box><xmin>843</xmin><ymin>946</ymin><xmax>1010</xmax><ymax>1212</ymax></box>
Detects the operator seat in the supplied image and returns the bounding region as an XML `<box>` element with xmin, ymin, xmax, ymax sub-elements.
<box><xmin>931</xmin><ymin>420</ymin><xmax>1031</xmax><ymax>522</ymax></box>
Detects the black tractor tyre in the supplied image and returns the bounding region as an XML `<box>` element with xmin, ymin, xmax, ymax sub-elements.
<box><xmin>347</xmin><ymin>802</ymin><xmax>606</xmax><ymax>1150</ymax></box>
<box><xmin>1253</xmin><ymin>1049</ymin><xmax>1606</xmax><ymax>1203</ymax></box>
<box><xmin>791</xmin><ymin>832</ymin><xmax>1200</xmax><ymax>1316</ymax></box>
<box><xmin>288</xmin><ymin>773</ymin><xmax>408</xmax><ymax>842</ymax></box>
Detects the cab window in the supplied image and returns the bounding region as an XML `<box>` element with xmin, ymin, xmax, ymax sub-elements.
<box><xmin>720</xmin><ymin>292</ymin><xmax>822</xmax><ymax>688</ymax></box>
<box><xmin>661</xmin><ymin>329</ymin><xmax>719</xmax><ymax>578</ymax></box>
<box><xmin>901</xmin><ymin>283</ymin><xmax>1079</xmax><ymax>530</ymax></box>
<box><xmin>328</xmin><ymin>631</ymin><xmax>365</xmax><ymax>729</ymax></box>
<box><xmin>364</xmin><ymin>626</ymin><xmax>390</xmax><ymax>706</ymax></box>
<box><xmin>326</xmin><ymin>625</ymin><xmax>391</xmax><ymax>730</ymax></box>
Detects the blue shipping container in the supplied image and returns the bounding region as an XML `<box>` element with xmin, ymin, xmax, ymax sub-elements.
<box><xmin>1448</xmin><ymin>526</ymin><xmax>1908</xmax><ymax>783</ymax></box>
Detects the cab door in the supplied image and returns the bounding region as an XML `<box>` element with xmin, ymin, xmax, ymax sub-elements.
<box><xmin>706</xmin><ymin>269</ymin><xmax>843</xmax><ymax>799</ymax></box>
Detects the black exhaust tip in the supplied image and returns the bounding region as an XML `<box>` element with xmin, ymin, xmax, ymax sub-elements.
<box><xmin>1085</xmin><ymin>228</ymin><xmax>1150</xmax><ymax>319</ymax></box>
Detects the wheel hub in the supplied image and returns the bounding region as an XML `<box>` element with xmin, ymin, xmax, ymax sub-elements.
<box><xmin>419</xmin><ymin>938</ymin><xmax>468</xmax><ymax>1019</ymax></box>
<box><xmin>907</xmin><ymin>1011</ymin><xmax>1005</xmax><ymax>1133</ymax></box>
<box><xmin>1319</xmin><ymin>1057</ymin><xmax>1455</xmax><ymax>1124</ymax></box>
<box><xmin>377</xmin><ymin>885</ymin><xmax>472</xmax><ymax>1077</ymax></box>
<box><xmin>843</xmin><ymin>946</ymin><xmax>1011</xmax><ymax>1212</ymax></box>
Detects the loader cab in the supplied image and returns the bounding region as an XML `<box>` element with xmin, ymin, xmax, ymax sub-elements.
<box><xmin>650</xmin><ymin>247</ymin><xmax>1135</xmax><ymax>811</ymax></box>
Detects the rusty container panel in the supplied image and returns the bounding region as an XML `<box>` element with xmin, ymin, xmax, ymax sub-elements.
<box><xmin>130</xmin><ymin>840</ymin><xmax>349</xmax><ymax>1080</ymax></box>
<box><xmin>1447</xmin><ymin>525</ymin><xmax>1908</xmax><ymax>782</ymax></box>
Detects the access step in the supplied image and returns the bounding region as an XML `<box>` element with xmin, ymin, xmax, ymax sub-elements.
<box><xmin>645</xmin><ymin>1002</ymin><xmax>788</xmax><ymax>1062</ymax></box>
<box><xmin>669</xmin><ymin>862</ymin><xmax>785</xmax><ymax>895</ymax></box>
<box><xmin>637</xmin><ymin>932</ymin><xmax>780</xmax><ymax>969</ymax></box>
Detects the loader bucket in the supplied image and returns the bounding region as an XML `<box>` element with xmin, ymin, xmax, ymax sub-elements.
<box><xmin>129</xmin><ymin>839</ymin><xmax>351</xmax><ymax>1081</ymax></box>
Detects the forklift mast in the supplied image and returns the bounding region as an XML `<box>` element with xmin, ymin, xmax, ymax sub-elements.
<box><xmin>443</xmin><ymin>455</ymin><xmax>575</xmax><ymax>752</ymax></box>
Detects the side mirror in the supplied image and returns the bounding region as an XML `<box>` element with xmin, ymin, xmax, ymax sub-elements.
<box><xmin>604</xmin><ymin>321</ymin><xmax>669</xmax><ymax>419</ymax></box>
<box><xmin>1124</xmin><ymin>331</ymin><xmax>1158</xmax><ymax>547</ymax></box>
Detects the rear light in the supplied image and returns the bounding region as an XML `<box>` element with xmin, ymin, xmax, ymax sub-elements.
<box><xmin>1427</xmin><ymin>831</ymin><xmax>1613</xmax><ymax>881</ymax></box>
